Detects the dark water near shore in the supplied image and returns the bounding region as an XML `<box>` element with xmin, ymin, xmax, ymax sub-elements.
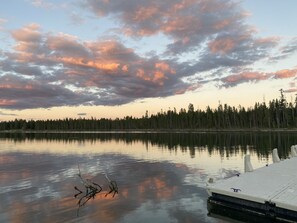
<box><xmin>0</xmin><ymin>132</ymin><xmax>296</xmax><ymax>223</ymax></box>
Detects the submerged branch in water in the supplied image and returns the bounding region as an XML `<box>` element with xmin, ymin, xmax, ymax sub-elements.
<box><xmin>74</xmin><ymin>164</ymin><xmax>118</xmax><ymax>216</ymax></box>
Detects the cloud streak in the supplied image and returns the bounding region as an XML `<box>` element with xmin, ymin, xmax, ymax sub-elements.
<box><xmin>0</xmin><ymin>0</ymin><xmax>296</xmax><ymax>109</ymax></box>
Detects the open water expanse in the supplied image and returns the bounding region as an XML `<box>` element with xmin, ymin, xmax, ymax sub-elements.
<box><xmin>0</xmin><ymin>131</ymin><xmax>297</xmax><ymax>223</ymax></box>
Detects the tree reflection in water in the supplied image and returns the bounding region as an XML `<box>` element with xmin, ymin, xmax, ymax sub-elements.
<box><xmin>1</xmin><ymin>131</ymin><xmax>297</xmax><ymax>158</ymax></box>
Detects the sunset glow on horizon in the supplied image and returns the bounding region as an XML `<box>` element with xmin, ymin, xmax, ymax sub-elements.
<box><xmin>0</xmin><ymin>0</ymin><xmax>296</xmax><ymax>121</ymax></box>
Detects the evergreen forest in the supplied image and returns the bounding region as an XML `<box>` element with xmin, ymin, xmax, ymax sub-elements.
<box><xmin>1</xmin><ymin>90</ymin><xmax>297</xmax><ymax>131</ymax></box>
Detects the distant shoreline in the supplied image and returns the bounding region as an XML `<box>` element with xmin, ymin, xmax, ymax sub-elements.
<box><xmin>1</xmin><ymin>128</ymin><xmax>297</xmax><ymax>133</ymax></box>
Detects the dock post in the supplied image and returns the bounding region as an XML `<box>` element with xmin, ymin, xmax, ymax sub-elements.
<box><xmin>272</xmin><ymin>148</ymin><xmax>280</xmax><ymax>163</ymax></box>
<box><xmin>244</xmin><ymin>154</ymin><xmax>253</xmax><ymax>172</ymax></box>
<box><xmin>291</xmin><ymin>145</ymin><xmax>297</xmax><ymax>157</ymax></box>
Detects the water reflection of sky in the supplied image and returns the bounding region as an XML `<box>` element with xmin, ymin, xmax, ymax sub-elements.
<box><xmin>0</xmin><ymin>135</ymin><xmax>279</xmax><ymax>223</ymax></box>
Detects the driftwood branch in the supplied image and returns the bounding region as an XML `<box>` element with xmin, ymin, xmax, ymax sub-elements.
<box><xmin>74</xmin><ymin>164</ymin><xmax>118</xmax><ymax>216</ymax></box>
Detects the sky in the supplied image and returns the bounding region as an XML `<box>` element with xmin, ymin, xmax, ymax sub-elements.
<box><xmin>0</xmin><ymin>0</ymin><xmax>296</xmax><ymax>121</ymax></box>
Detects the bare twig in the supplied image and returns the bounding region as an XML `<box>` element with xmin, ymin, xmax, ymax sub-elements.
<box><xmin>74</xmin><ymin>165</ymin><xmax>118</xmax><ymax>217</ymax></box>
<box><xmin>105</xmin><ymin>174</ymin><xmax>118</xmax><ymax>197</ymax></box>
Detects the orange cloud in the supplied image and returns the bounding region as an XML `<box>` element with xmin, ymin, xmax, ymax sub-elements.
<box><xmin>153</xmin><ymin>71</ymin><xmax>166</xmax><ymax>83</ymax></box>
<box><xmin>135</xmin><ymin>62</ymin><xmax>174</xmax><ymax>85</ymax></box>
<box><xmin>155</xmin><ymin>62</ymin><xmax>176</xmax><ymax>74</ymax></box>
<box><xmin>53</xmin><ymin>57</ymin><xmax>120</xmax><ymax>72</ymax></box>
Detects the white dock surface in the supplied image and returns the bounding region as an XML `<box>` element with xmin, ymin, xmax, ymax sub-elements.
<box><xmin>207</xmin><ymin>157</ymin><xmax>297</xmax><ymax>212</ymax></box>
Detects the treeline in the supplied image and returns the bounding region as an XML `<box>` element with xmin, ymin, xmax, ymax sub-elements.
<box><xmin>1</xmin><ymin>91</ymin><xmax>297</xmax><ymax>131</ymax></box>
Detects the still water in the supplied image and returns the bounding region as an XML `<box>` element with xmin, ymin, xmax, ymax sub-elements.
<box><xmin>0</xmin><ymin>132</ymin><xmax>297</xmax><ymax>223</ymax></box>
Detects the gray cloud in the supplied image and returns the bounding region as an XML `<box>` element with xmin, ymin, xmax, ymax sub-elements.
<box><xmin>0</xmin><ymin>74</ymin><xmax>96</xmax><ymax>109</ymax></box>
<box><xmin>270</xmin><ymin>38</ymin><xmax>297</xmax><ymax>62</ymax></box>
<box><xmin>69</xmin><ymin>12</ymin><xmax>85</xmax><ymax>25</ymax></box>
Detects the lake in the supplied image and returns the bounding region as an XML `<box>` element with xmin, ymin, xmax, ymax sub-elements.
<box><xmin>0</xmin><ymin>131</ymin><xmax>297</xmax><ymax>223</ymax></box>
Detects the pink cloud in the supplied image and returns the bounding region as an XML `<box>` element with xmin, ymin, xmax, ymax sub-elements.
<box><xmin>208</xmin><ymin>37</ymin><xmax>236</xmax><ymax>54</ymax></box>
<box><xmin>273</xmin><ymin>69</ymin><xmax>297</xmax><ymax>79</ymax></box>
<box><xmin>222</xmin><ymin>71</ymin><xmax>271</xmax><ymax>87</ymax></box>
<box><xmin>213</xmin><ymin>19</ymin><xmax>232</xmax><ymax>30</ymax></box>
<box><xmin>83</xmin><ymin>0</ymin><xmax>247</xmax><ymax>50</ymax></box>
<box><xmin>11</xmin><ymin>23</ymin><xmax>41</xmax><ymax>42</ymax></box>
<box><xmin>256</xmin><ymin>37</ymin><xmax>280</xmax><ymax>45</ymax></box>
<box><xmin>0</xmin><ymin>84</ymin><xmax>33</xmax><ymax>90</ymax></box>
<box><xmin>132</xmin><ymin>6</ymin><xmax>159</xmax><ymax>22</ymax></box>
<box><xmin>46</xmin><ymin>33</ymin><xmax>89</xmax><ymax>57</ymax></box>
<box><xmin>284</xmin><ymin>88</ymin><xmax>297</xmax><ymax>93</ymax></box>
<box><xmin>0</xmin><ymin>99</ymin><xmax>16</xmax><ymax>106</ymax></box>
<box><xmin>221</xmin><ymin>68</ymin><xmax>297</xmax><ymax>88</ymax></box>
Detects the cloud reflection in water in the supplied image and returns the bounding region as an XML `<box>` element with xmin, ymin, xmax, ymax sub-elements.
<box><xmin>0</xmin><ymin>151</ymin><xmax>216</xmax><ymax>223</ymax></box>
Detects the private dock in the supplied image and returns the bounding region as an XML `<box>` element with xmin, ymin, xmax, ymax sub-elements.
<box><xmin>207</xmin><ymin>145</ymin><xmax>297</xmax><ymax>222</ymax></box>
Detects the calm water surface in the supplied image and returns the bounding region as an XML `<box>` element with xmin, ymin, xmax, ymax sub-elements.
<box><xmin>0</xmin><ymin>132</ymin><xmax>297</xmax><ymax>223</ymax></box>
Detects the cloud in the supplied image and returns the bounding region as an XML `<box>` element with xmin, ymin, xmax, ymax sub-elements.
<box><xmin>221</xmin><ymin>68</ymin><xmax>297</xmax><ymax>88</ymax></box>
<box><xmin>221</xmin><ymin>71</ymin><xmax>271</xmax><ymax>87</ymax></box>
<box><xmin>0</xmin><ymin>18</ymin><xmax>7</xmax><ymax>29</ymax></box>
<box><xmin>69</xmin><ymin>12</ymin><xmax>85</xmax><ymax>25</ymax></box>
<box><xmin>0</xmin><ymin>74</ymin><xmax>95</xmax><ymax>109</ymax></box>
<box><xmin>80</xmin><ymin>0</ymin><xmax>283</xmax><ymax>85</ymax></box>
<box><xmin>0</xmin><ymin>24</ymin><xmax>193</xmax><ymax>109</ymax></box>
<box><xmin>284</xmin><ymin>88</ymin><xmax>297</xmax><ymax>93</ymax></box>
<box><xmin>273</xmin><ymin>69</ymin><xmax>297</xmax><ymax>79</ymax></box>
<box><xmin>81</xmin><ymin>0</ymin><xmax>278</xmax><ymax>56</ymax></box>
<box><xmin>270</xmin><ymin>38</ymin><xmax>297</xmax><ymax>62</ymax></box>
<box><xmin>28</xmin><ymin>0</ymin><xmax>55</xmax><ymax>9</ymax></box>
<box><xmin>0</xmin><ymin>0</ymin><xmax>296</xmax><ymax>110</ymax></box>
<box><xmin>0</xmin><ymin>111</ymin><xmax>18</xmax><ymax>116</ymax></box>
<box><xmin>283</xmin><ymin>79</ymin><xmax>297</xmax><ymax>93</ymax></box>
<box><xmin>11</xmin><ymin>23</ymin><xmax>41</xmax><ymax>43</ymax></box>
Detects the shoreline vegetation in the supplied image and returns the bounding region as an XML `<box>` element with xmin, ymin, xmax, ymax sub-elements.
<box><xmin>1</xmin><ymin>92</ymin><xmax>297</xmax><ymax>132</ymax></box>
<box><xmin>2</xmin><ymin>128</ymin><xmax>297</xmax><ymax>133</ymax></box>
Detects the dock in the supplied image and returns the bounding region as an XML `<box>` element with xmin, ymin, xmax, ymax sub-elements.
<box><xmin>207</xmin><ymin>145</ymin><xmax>297</xmax><ymax>222</ymax></box>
